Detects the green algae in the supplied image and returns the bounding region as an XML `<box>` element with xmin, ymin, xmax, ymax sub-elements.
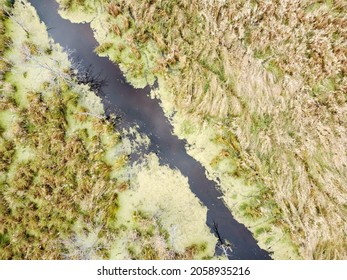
<box><xmin>53</xmin><ymin>0</ymin><xmax>347</xmax><ymax>260</ymax></box>
<box><xmin>0</xmin><ymin>0</ymin><xmax>217</xmax><ymax>259</ymax></box>
<box><xmin>116</xmin><ymin>153</ymin><xmax>216</xmax><ymax>258</ymax></box>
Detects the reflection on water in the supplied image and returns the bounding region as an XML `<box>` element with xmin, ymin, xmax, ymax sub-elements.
<box><xmin>29</xmin><ymin>0</ymin><xmax>271</xmax><ymax>260</ymax></box>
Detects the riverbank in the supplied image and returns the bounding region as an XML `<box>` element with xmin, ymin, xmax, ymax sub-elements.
<box><xmin>55</xmin><ymin>0</ymin><xmax>347</xmax><ymax>259</ymax></box>
<box><xmin>0</xmin><ymin>0</ymin><xmax>217</xmax><ymax>259</ymax></box>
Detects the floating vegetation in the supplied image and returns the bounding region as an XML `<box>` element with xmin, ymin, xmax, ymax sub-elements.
<box><xmin>57</xmin><ymin>0</ymin><xmax>347</xmax><ymax>259</ymax></box>
<box><xmin>0</xmin><ymin>0</ymin><xmax>216</xmax><ymax>259</ymax></box>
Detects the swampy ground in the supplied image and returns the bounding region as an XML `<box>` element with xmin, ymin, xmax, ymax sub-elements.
<box><xmin>0</xmin><ymin>0</ymin><xmax>218</xmax><ymax>260</ymax></box>
<box><xmin>1</xmin><ymin>0</ymin><xmax>346</xmax><ymax>260</ymax></box>
<box><xmin>56</xmin><ymin>0</ymin><xmax>347</xmax><ymax>259</ymax></box>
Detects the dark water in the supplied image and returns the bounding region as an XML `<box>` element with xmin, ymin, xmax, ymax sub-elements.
<box><xmin>29</xmin><ymin>0</ymin><xmax>271</xmax><ymax>260</ymax></box>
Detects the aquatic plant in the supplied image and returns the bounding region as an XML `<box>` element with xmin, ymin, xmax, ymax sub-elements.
<box><xmin>0</xmin><ymin>0</ymin><xmax>216</xmax><ymax>259</ymax></box>
<box><xmin>57</xmin><ymin>0</ymin><xmax>347</xmax><ymax>259</ymax></box>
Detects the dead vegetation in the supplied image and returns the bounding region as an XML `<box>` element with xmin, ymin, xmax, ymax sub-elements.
<box><xmin>0</xmin><ymin>0</ymin><xmax>214</xmax><ymax>259</ymax></box>
<box><xmin>0</xmin><ymin>53</ymin><xmax>129</xmax><ymax>259</ymax></box>
<box><xmin>60</xmin><ymin>0</ymin><xmax>347</xmax><ymax>259</ymax></box>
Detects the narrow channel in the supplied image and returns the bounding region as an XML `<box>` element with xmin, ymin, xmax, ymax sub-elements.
<box><xmin>29</xmin><ymin>0</ymin><xmax>271</xmax><ymax>260</ymax></box>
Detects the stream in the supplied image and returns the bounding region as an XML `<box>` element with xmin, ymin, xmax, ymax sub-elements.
<box><xmin>29</xmin><ymin>0</ymin><xmax>271</xmax><ymax>260</ymax></box>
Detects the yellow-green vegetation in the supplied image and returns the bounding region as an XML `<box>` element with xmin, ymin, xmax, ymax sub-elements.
<box><xmin>0</xmin><ymin>0</ymin><xmax>216</xmax><ymax>259</ymax></box>
<box><xmin>111</xmin><ymin>154</ymin><xmax>216</xmax><ymax>259</ymax></box>
<box><xmin>57</xmin><ymin>0</ymin><xmax>347</xmax><ymax>259</ymax></box>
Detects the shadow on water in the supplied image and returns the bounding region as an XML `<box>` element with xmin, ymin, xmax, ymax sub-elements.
<box><xmin>29</xmin><ymin>0</ymin><xmax>271</xmax><ymax>260</ymax></box>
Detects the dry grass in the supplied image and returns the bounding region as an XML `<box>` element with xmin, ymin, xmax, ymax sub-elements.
<box><xmin>0</xmin><ymin>0</ymin><xmax>215</xmax><ymax>259</ymax></box>
<box><xmin>60</xmin><ymin>0</ymin><xmax>347</xmax><ymax>259</ymax></box>
<box><xmin>0</xmin><ymin>62</ymin><xmax>128</xmax><ymax>259</ymax></box>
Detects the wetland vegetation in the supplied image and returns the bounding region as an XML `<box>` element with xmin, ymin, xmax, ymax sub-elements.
<box><xmin>56</xmin><ymin>0</ymin><xmax>347</xmax><ymax>259</ymax></box>
<box><xmin>0</xmin><ymin>0</ymin><xmax>217</xmax><ymax>259</ymax></box>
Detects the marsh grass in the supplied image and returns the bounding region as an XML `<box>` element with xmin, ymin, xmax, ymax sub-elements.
<box><xmin>0</xmin><ymin>0</ymin><xmax>129</xmax><ymax>259</ymax></box>
<box><xmin>58</xmin><ymin>0</ymin><xmax>347</xmax><ymax>259</ymax></box>
<box><xmin>0</xmin><ymin>0</ymin><xmax>217</xmax><ymax>259</ymax></box>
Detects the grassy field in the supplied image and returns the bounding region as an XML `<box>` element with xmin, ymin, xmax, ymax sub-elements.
<box><xmin>56</xmin><ymin>0</ymin><xmax>347</xmax><ymax>259</ymax></box>
<box><xmin>0</xmin><ymin>0</ymin><xmax>217</xmax><ymax>259</ymax></box>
